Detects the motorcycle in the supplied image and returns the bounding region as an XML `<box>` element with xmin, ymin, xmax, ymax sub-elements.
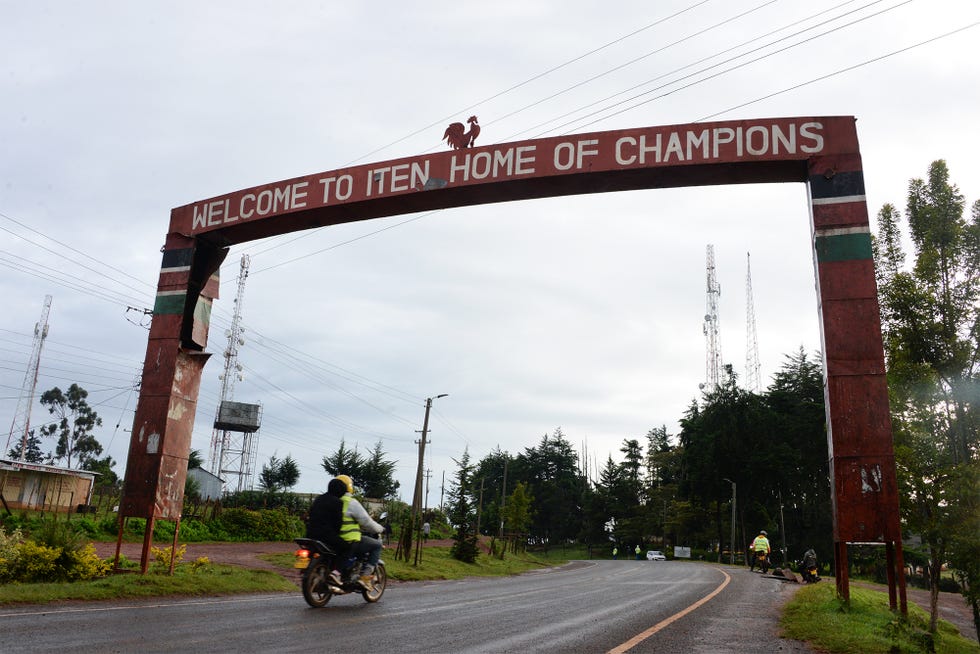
<box><xmin>293</xmin><ymin>537</ymin><xmax>387</xmax><ymax>607</ymax></box>
<box><xmin>754</xmin><ymin>550</ymin><xmax>770</xmax><ymax>574</ymax></box>
<box><xmin>797</xmin><ymin>549</ymin><xmax>820</xmax><ymax>583</ymax></box>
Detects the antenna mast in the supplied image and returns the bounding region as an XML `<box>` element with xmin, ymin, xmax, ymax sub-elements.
<box><xmin>6</xmin><ymin>295</ymin><xmax>52</xmax><ymax>459</ymax></box>
<box><xmin>209</xmin><ymin>255</ymin><xmax>261</xmax><ymax>492</ymax></box>
<box><xmin>745</xmin><ymin>252</ymin><xmax>762</xmax><ymax>393</ymax></box>
<box><xmin>702</xmin><ymin>245</ymin><xmax>723</xmax><ymax>392</ymax></box>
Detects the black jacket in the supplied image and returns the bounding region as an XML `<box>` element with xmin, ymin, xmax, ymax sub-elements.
<box><xmin>305</xmin><ymin>492</ymin><xmax>347</xmax><ymax>551</ymax></box>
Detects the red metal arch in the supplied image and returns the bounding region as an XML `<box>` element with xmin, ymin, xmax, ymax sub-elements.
<box><xmin>120</xmin><ymin>116</ymin><xmax>905</xmax><ymax>611</ymax></box>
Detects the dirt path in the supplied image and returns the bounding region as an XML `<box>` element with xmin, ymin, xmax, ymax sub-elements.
<box><xmin>93</xmin><ymin>541</ymin><xmax>299</xmax><ymax>582</ymax></box>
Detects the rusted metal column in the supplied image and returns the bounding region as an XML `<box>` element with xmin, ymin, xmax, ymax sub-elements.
<box><xmin>808</xmin><ymin>141</ymin><xmax>906</xmax><ymax>613</ymax></box>
<box><xmin>835</xmin><ymin>541</ymin><xmax>850</xmax><ymax>602</ymax></box>
<box><xmin>118</xmin><ymin>232</ymin><xmax>225</xmax><ymax>572</ymax></box>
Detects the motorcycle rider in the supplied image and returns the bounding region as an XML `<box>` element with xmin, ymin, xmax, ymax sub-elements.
<box><xmin>304</xmin><ymin>477</ymin><xmax>352</xmax><ymax>586</ymax></box>
<box><xmin>335</xmin><ymin>474</ymin><xmax>385</xmax><ymax>590</ymax></box>
<box><xmin>750</xmin><ymin>530</ymin><xmax>771</xmax><ymax>571</ymax></box>
<box><xmin>801</xmin><ymin>547</ymin><xmax>819</xmax><ymax>582</ymax></box>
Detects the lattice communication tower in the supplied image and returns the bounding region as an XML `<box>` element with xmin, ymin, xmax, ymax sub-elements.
<box><xmin>701</xmin><ymin>245</ymin><xmax>723</xmax><ymax>392</ymax></box>
<box><xmin>208</xmin><ymin>255</ymin><xmax>261</xmax><ymax>493</ymax></box>
<box><xmin>745</xmin><ymin>252</ymin><xmax>762</xmax><ymax>393</ymax></box>
<box><xmin>5</xmin><ymin>295</ymin><xmax>52</xmax><ymax>458</ymax></box>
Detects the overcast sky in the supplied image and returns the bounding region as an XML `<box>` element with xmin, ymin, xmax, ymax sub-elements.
<box><xmin>2</xmin><ymin>1</ymin><xmax>978</xmax><ymax>500</ymax></box>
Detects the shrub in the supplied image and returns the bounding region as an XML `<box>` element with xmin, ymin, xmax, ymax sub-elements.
<box><xmin>59</xmin><ymin>544</ymin><xmax>111</xmax><ymax>581</ymax></box>
<box><xmin>215</xmin><ymin>508</ymin><xmax>262</xmax><ymax>540</ymax></box>
<box><xmin>150</xmin><ymin>544</ymin><xmax>187</xmax><ymax>568</ymax></box>
<box><xmin>190</xmin><ymin>556</ymin><xmax>213</xmax><ymax>573</ymax></box>
<box><xmin>254</xmin><ymin>508</ymin><xmax>303</xmax><ymax>541</ymax></box>
<box><xmin>5</xmin><ymin>540</ymin><xmax>60</xmax><ymax>583</ymax></box>
<box><xmin>214</xmin><ymin>507</ymin><xmax>303</xmax><ymax>541</ymax></box>
<box><xmin>178</xmin><ymin>519</ymin><xmax>216</xmax><ymax>542</ymax></box>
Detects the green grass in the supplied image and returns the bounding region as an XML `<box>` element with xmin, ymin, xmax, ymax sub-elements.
<box><xmin>781</xmin><ymin>582</ymin><xmax>979</xmax><ymax>654</ymax></box>
<box><xmin>0</xmin><ymin>564</ymin><xmax>296</xmax><ymax>605</ymax></box>
<box><xmin>263</xmin><ymin>545</ymin><xmax>579</xmax><ymax>582</ymax></box>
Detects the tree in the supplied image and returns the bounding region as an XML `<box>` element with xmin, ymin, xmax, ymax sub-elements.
<box><xmin>873</xmin><ymin>160</ymin><xmax>980</xmax><ymax>635</ymax></box>
<box><xmin>359</xmin><ymin>441</ymin><xmax>399</xmax><ymax>499</ymax></box>
<box><xmin>83</xmin><ymin>455</ymin><xmax>119</xmax><ymax>486</ymax></box>
<box><xmin>38</xmin><ymin>384</ymin><xmax>103</xmax><ymax>469</ymax></box>
<box><xmin>6</xmin><ymin>428</ymin><xmax>45</xmax><ymax>463</ymax></box>
<box><xmin>259</xmin><ymin>454</ymin><xmax>300</xmax><ymax>493</ymax></box>
<box><xmin>187</xmin><ymin>449</ymin><xmax>205</xmax><ymax>470</ymax></box>
<box><xmin>676</xmin><ymin>351</ymin><xmax>829</xmax><ymax>563</ymax></box>
<box><xmin>321</xmin><ymin>438</ymin><xmax>365</xmax><ymax>482</ymax></box>
<box><xmin>514</xmin><ymin>428</ymin><xmax>587</xmax><ymax>547</ymax></box>
<box><xmin>448</xmin><ymin>449</ymin><xmax>479</xmax><ymax>563</ymax></box>
<box><xmin>502</xmin><ymin>481</ymin><xmax>534</xmax><ymax>554</ymax></box>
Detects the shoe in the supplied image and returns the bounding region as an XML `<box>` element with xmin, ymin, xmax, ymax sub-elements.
<box><xmin>357</xmin><ymin>575</ymin><xmax>374</xmax><ymax>590</ymax></box>
<box><xmin>328</xmin><ymin>570</ymin><xmax>342</xmax><ymax>585</ymax></box>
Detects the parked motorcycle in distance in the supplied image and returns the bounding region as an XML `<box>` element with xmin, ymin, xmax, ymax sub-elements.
<box><xmin>294</xmin><ymin>537</ymin><xmax>387</xmax><ymax>607</ymax></box>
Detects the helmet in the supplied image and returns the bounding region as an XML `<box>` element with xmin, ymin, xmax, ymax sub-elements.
<box><xmin>760</xmin><ymin>530</ymin><xmax>768</xmax><ymax>536</ymax></box>
<box><xmin>335</xmin><ymin>474</ymin><xmax>354</xmax><ymax>494</ymax></box>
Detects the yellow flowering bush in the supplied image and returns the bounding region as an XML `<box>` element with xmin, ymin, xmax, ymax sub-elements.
<box><xmin>60</xmin><ymin>543</ymin><xmax>111</xmax><ymax>581</ymax></box>
<box><xmin>150</xmin><ymin>543</ymin><xmax>187</xmax><ymax>567</ymax></box>
<box><xmin>0</xmin><ymin>524</ymin><xmax>111</xmax><ymax>582</ymax></box>
<box><xmin>5</xmin><ymin>539</ymin><xmax>60</xmax><ymax>583</ymax></box>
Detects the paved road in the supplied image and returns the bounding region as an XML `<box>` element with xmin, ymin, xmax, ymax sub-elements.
<box><xmin>0</xmin><ymin>561</ymin><xmax>811</xmax><ymax>653</ymax></box>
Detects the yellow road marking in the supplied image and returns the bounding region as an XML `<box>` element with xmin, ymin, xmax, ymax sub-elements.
<box><xmin>607</xmin><ymin>568</ymin><xmax>732</xmax><ymax>654</ymax></box>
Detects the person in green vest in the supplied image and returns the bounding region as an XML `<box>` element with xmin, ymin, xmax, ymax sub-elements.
<box><xmin>335</xmin><ymin>474</ymin><xmax>385</xmax><ymax>589</ymax></box>
<box><xmin>635</xmin><ymin>544</ymin><xmax>642</xmax><ymax>560</ymax></box>
<box><xmin>612</xmin><ymin>546</ymin><xmax>618</xmax><ymax>560</ymax></box>
<box><xmin>750</xmin><ymin>530</ymin><xmax>771</xmax><ymax>571</ymax></box>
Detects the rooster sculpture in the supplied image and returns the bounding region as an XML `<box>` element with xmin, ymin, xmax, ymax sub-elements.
<box><xmin>443</xmin><ymin>115</ymin><xmax>480</xmax><ymax>149</ymax></box>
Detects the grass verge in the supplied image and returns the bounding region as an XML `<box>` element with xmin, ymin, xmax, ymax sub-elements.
<box><xmin>0</xmin><ymin>565</ymin><xmax>297</xmax><ymax>605</ymax></box>
<box><xmin>263</xmin><ymin>545</ymin><xmax>576</xmax><ymax>582</ymax></box>
<box><xmin>781</xmin><ymin>582</ymin><xmax>979</xmax><ymax>654</ymax></box>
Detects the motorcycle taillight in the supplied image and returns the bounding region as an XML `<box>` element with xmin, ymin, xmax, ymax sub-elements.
<box><xmin>295</xmin><ymin>549</ymin><xmax>310</xmax><ymax>558</ymax></box>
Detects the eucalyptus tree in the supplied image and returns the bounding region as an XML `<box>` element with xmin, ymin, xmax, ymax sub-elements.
<box><xmin>39</xmin><ymin>384</ymin><xmax>103</xmax><ymax>469</ymax></box>
<box><xmin>873</xmin><ymin>160</ymin><xmax>980</xmax><ymax>635</ymax></box>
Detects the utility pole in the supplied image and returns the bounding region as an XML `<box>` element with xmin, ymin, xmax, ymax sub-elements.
<box><xmin>723</xmin><ymin>478</ymin><xmax>736</xmax><ymax>565</ymax></box>
<box><xmin>498</xmin><ymin>457</ymin><xmax>508</xmax><ymax>540</ymax></box>
<box><xmin>475</xmin><ymin>477</ymin><xmax>485</xmax><ymax>538</ymax></box>
<box><xmin>404</xmin><ymin>394</ymin><xmax>447</xmax><ymax>565</ymax></box>
<box><xmin>439</xmin><ymin>470</ymin><xmax>445</xmax><ymax>514</ymax></box>
<box><xmin>779</xmin><ymin>490</ymin><xmax>788</xmax><ymax>567</ymax></box>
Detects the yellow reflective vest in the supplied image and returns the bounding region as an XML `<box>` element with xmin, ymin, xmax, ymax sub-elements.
<box><xmin>753</xmin><ymin>535</ymin><xmax>770</xmax><ymax>552</ymax></box>
<box><xmin>339</xmin><ymin>494</ymin><xmax>361</xmax><ymax>543</ymax></box>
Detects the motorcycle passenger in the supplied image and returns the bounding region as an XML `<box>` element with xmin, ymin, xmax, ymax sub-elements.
<box><xmin>305</xmin><ymin>477</ymin><xmax>351</xmax><ymax>586</ymax></box>
<box><xmin>801</xmin><ymin>547</ymin><xmax>819</xmax><ymax>582</ymax></box>
<box><xmin>750</xmin><ymin>530</ymin><xmax>771</xmax><ymax>571</ymax></box>
<box><xmin>335</xmin><ymin>474</ymin><xmax>385</xmax><ymax>590</ymax></box>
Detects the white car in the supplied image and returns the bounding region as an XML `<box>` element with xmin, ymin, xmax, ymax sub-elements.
<box><xmin>646</xmin><ymin>550</ymin><xmax>666</xmax><ymax>561</ymax></box>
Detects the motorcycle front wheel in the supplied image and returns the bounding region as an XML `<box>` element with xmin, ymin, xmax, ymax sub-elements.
<box><xmin>301</xmin><ymin>561</ymin><xmax>333</xmax><ymax>608</ymax></box>
<box><xmin>361</xmin><ymin>562</ymin><xmax>387</xmax><ymax>603</ymax></box>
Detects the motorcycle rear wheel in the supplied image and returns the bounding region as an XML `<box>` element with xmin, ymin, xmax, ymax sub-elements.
<box><xmin>301</xmin><ymin>561</ymin><xmax>333</xmax><ymax>608</ymax></box>
<box><xmin>361</xmin><ymin>563</ymin><xmax>387</xmax><ymax>603</ymax></box>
